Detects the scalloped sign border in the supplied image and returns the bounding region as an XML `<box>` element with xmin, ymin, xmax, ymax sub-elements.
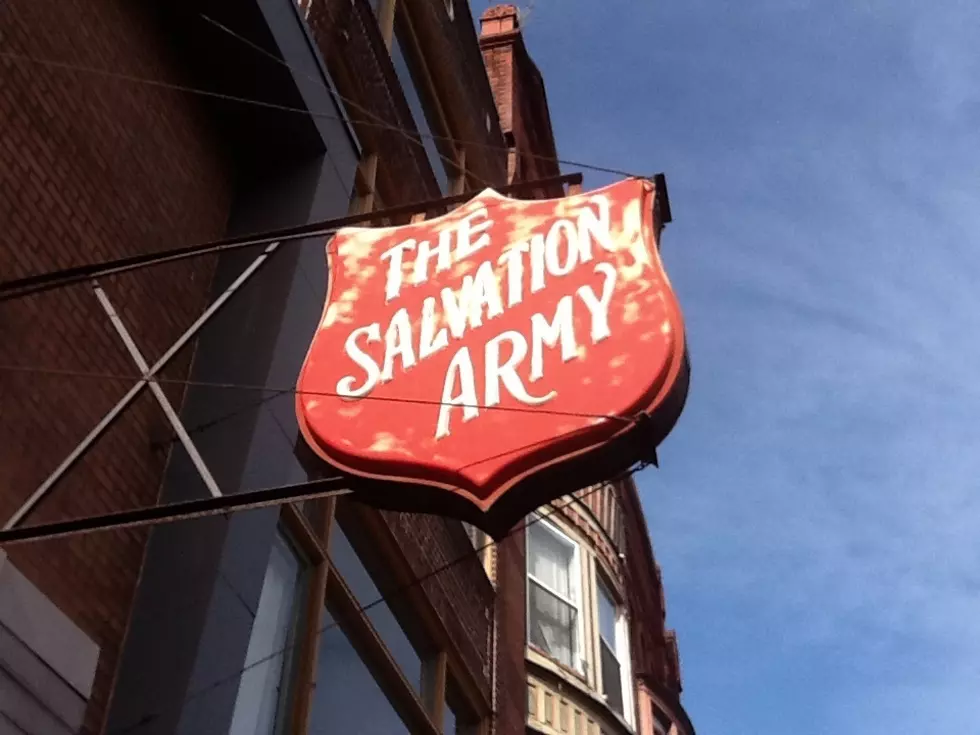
<box><xmin>295</xmin><ymin>178</ymin><xmax>689</xmax><ymax>538</ymax></box>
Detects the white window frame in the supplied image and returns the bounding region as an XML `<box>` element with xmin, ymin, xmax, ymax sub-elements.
<box><xmin>525</xmin><ymin>517</ymin><xmax>585</xmax><ymax>674</ymax></box>
<box><xmin>597</xmin><ymin>574</ymin><xmax>636</xmax><ymax>727</ymax></box>
<box><xmin>616</xmin><ymin>610</ymin><xmax>635</xmax><ymax>726</ymax></box>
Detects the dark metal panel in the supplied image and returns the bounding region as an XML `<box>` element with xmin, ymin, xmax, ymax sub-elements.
<box><xmin>105</xmin><ymin>2</ymin><xmax>360</xmax><ymax>732</ymax></box>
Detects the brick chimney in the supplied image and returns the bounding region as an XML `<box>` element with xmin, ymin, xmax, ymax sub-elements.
<box><xmin>480</xmin><ymin>5</ymin><xmax>563</xmax><ymax>194</ymax></box>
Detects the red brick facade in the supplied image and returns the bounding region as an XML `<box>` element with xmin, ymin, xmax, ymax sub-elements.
<box><xmin>479</xmin><ymin>5</ymin><xmax>562</xmax><ymax>191</ymax></box>
<box><xmin>619</xmin><ymin>483</ymin><xmax>683</xmax><ymax>695</ymax></box>
<box><xmin>0</xmin><ymin>1</ymin><xmax>232</xmax><ymax>730</ymax></box>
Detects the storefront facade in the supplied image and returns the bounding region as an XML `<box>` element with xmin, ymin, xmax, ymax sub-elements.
<box><xmin>0</xmin><ymin>2</ymin><xmax>694</xmax><ymax>735</ymax></box>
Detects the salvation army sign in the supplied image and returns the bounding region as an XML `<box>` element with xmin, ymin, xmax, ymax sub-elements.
<box><xmin>296</xmin><ymin>177</ymin><xmax>689</xmax><ymax>536</ymax></box>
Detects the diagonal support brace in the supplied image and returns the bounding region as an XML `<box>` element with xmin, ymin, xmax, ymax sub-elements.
<box><xmin>2</xmin><ymin>242</ymin><xmax>280</xmax><ymax>531</ymax></box>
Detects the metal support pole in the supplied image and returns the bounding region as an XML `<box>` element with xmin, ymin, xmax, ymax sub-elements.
<box><xmin>0</xmin><ymin>173</ymin><xmax>586</xmax><ymax>303</ymax></box>
<box><xmin>0</xmin><ymin>480</ymin><xmax>352</xmax><ymax>546</ymax></box>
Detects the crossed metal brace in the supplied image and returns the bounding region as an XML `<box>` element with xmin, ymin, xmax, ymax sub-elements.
<box><xmin>1</xmin><ymin>242</ymin><xmax>281</xmax><ymax>536</ymax></box>
<box><xmin>0</xmin><ymin>174</ymin><xmax>596</xmax><ymax>546</ymax></box>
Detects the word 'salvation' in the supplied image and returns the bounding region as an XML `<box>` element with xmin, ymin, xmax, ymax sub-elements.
<box><xmin>335</xmin><ymin>196</ymin><xmax>623</xmax><ymax>439</ymax></box>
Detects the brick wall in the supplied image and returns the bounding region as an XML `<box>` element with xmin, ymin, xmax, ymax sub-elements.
<box><xmin>384</xmin><ymin>511</ymin><xmax>495</xmax><ymax>689</ymax></box>
<box><xmin>482</xmin><ymin>44</ymin><xmax>514</xmax><ymax>137</ymax></box>
<box><xmin>620</xmin><ymin>480</ymin><xmax>684</xmax><ymax>695</ymax></box>
<box><xmin>479</xmin><ymin>5</ymin><xmax>562</xmax><ymax>190</ymax></box>
<box><xmin>0</xmin><ymin>0</ymin><xmax>232</xmax><ymax>731</ymax></box>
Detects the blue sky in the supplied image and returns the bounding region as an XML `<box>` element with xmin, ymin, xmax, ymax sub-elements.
<box><xmin>519</xmin><ymin>0</ymin><xmax>980</xmax><ymax>732</ymax></box>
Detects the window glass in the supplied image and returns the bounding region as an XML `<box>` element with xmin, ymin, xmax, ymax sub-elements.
<box><xmin>329</xmin><ymin>526</ymin><xmax>423</xmax><ymax>691</ymax></box>
<box><xmin>390</xmin><ymin>28</ymin><xmax>449</xmax><ymax>193</ymax></box>
<box><xmin>527</xmin><ymin>521</ymin><xmax>578</xmax><ymax>669</ymax></box>
<box><xmin>308</xmin><ymin>608</ymin><xmax>410</xmax><ymax>735</ymax></box>
<box><xmin>229</xmin><ymin>532</ymin><xmax>304</xmax><ymax>735</ymax></box>
<box><xmin>443</xmin><ymin>703</ymin><xmax>457</xmax><ymax>735</ymax></box>
<box><xmin>528</xmin><ymin>523</ymin><xmax>574</xmax><ymax>598</ymax></box>
<box><xmin>445</xmin><ymin>671</ymin><xmax>481</xmax><ymax>735</ymax></box>
<box><xmin>528</xmin><ymin>583</ymin><xmax>576</xmax><ymax>667</ymax></box>
<box><xmin>597</xmin><ymin>579</ymin><xmax>617</xmax><ymax>646</ymax></box>
<box><xmin>597</xmin><ymin>578</ymin><xmax>624</xmax><ymax>715</ymax></box>
<box><xmin>600</xmin><ymin>638</ymin><xmax>623</xmax><ymax>715</ymax></box>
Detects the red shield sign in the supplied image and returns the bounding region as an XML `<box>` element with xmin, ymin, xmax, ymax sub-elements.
<box><xmin>296</xmin><ymin>177</ymin><xmax>688</xmax><ymax>536</ymax></box>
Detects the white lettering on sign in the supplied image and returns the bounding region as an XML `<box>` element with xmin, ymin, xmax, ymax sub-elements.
<box><xmin>578</xmin><ymin>263</ymin><xmax>616</xmax><ymax>343</ymax></box>
<box><xmin>413</xmin><ymin>230</ymin><xmax>452</xmax><ymax>284</ymax></box>
<box><xmin>530</xmin><ymin>295</ymin><xmax>577</xmax><ymax>383</ymax></box>
<box><xmin>436</xmin><ymin>346</ymin><xmax>479</xmax><ymax>440</ymax></box>
<box><xmin>336</xmin><ymin>324</ymin><xmax>383</xmax><ymax>398</ymax></box>
<box><xmin>336</xmin><ymin>195</ymin><xmax>623</xmax><ymax>439</ymax></box>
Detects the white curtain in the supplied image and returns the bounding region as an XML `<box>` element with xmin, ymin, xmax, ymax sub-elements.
<box><xmin>528</xmin><ymin>523</ymin><xmax>576</xmax><ymax>667</ymax></box>
<box><xmin>528</xmin><ymin>523</ymin><xmax>573</xmax><ymax>599</ymax></box>
<box><xmin>229</xmin><ymin>533</ymin><xmax>302</xmax><ymax>735</ymax></box>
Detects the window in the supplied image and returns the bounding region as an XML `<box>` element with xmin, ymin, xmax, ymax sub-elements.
<box><xmin>307</xmin><ymin>607</ymin><xmax>411</xmax><ymax>735</ymax></box>
<box><xmin>229</xmin><ymin>532</ymin><xmax>305</xmax><ymax>735</ymax></box>
<box><xmin>652</xmin><ymin>703</ymin><xmax>672</xmax><ymax>735</ymax></box>
<box><xmin>597</xmin><ymin>577</ymin><xmax>624</xmax><ymax>716</ymax></box>
<box><xmin>445</xmin><ymin>676</ymin><xmax>485</xmax><ymax>735</ymax></box>
<box><xmin>329</xmin><ymin>527</ymin><xmax>424</xmax><ymax>691</ymax></box>
<box><xmin>443</xmin><ymin>703</ymin><xmax>457</xmax><ymax>735</ymax></box>
<box><xmin>526</xmin><ymin>520</ymin><xmax>581</xmax><ymax>671</ymax></box>
<box><xmin>390</xmin><ymin>23</ymin><xmax>450</xmax><ymax>193</ymax></box>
